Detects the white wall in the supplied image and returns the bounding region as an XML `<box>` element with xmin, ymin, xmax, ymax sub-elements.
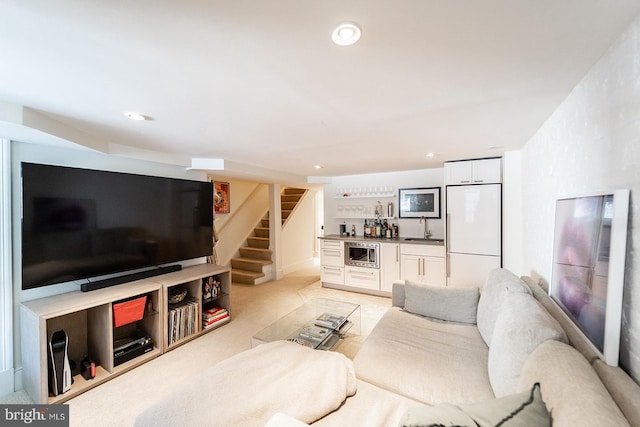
<box><xmin>324</xmin><ymin>168</ymin><xmax>445</xmax><ymax>239</ymax></box>
<box><xmin>9</xmin><ymin>141</ymin><xmax>208</xmax><ymax>389</ymax></box>
<box><xmin>521</xmin><ymin>15</ymin><xmax>640</xmax><ymax>380</ymax></box>
<box><xmin>0</xmin><ymin>140</ymin><xmax>13</xmax><ymax>396</ymax></box>
<box><xmin>502</xmin><ymin>151</ymin><xmax>523</xmax><ymax>275</ymax></box>
<box><xmin>208</xmin><ymin>176</ymin><xmax>269</xmax><ymax>267</ymax></box>
<box><xmin>282</xmin><ymin>188</ymin><xmax>320</xmax><ymax>274</ymax></box>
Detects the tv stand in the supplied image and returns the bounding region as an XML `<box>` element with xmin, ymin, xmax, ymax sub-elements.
<box><xmin>21</xmin><ymin>263</ymin><xmax>231</xmax><ymax>404</ymax></box>
<box><xmin>80</xmin><ymin>265</ymin><xmax>182</xmax><ymax>292</ymax></box>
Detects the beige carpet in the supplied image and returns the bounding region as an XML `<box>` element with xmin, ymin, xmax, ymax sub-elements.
<box><xmin>43</xmin><ymin>268</ymin><xmax>391</xmax><ymax>427</ymax></box>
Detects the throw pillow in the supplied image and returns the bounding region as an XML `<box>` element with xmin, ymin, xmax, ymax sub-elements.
<box><xmin>488</xmin><ymin>293</ymin><xmax>567</xmax><ymax>397</ymax></box>
<box><xmin>476</xmin><ymin>268</ymin><xmax>531</xmax><ymax>345</ymax></box>
<box><xmin>404</xmin><ymin>281</ymin><xmax>479</xmax><ymax>324</ymax></box>
<box><xmin>401</xmin><ymin>383</ymin><xmax>551</xmax><ymax>427</ymax></box>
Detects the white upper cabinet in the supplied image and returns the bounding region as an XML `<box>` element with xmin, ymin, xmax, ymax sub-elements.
<box><xmin>444</xmin><ymin>158</ymin><xmax>502</xmax><ymax>185</ymax></box>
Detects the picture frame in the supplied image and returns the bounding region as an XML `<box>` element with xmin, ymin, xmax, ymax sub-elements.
<box><xmin>214</xmin><ymin>181</ymin><xmax>230</xmax><ymax>214</ymax></box>
<box><xmin>399</xmin><ymin>187</ymin><xmax>441</xmax><ymax>218</ymax></box>
<box><xmin>549</xmin><ymin>189</ymin><xmax>629</xmax><ymax>366</ymax></box>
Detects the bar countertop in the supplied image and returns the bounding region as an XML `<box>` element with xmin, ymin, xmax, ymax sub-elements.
<box><xmin>319</xmin><ymin>234</ymin><xmax>444</xmax><ymax>246</ymax></box>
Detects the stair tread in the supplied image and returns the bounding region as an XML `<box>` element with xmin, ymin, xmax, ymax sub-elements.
<box><xmin>231</xmin><ymin>257</ymin><xmax>272</xmax><ymax>265</ymax></box>
<box><xmin>232</xmin><ymin>270</ymin><xmax>265</xmax><ymax>278</ymax></box>
<box><xmin>240</xmin><ymin>247</ymin><xmax>272</xmax><ymax>252</ymax></box>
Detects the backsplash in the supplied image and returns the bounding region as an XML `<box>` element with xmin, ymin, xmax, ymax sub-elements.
<box><xmin>522</xmin><ymin>15</ymin><xmax>640</xmax><ymax>379</ymax></box>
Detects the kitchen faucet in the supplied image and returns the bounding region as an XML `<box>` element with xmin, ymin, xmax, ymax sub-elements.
<box><xmin>420</xmin><ymin>216</ymin><xmax>431</xmax><ymax>239</ymax></box>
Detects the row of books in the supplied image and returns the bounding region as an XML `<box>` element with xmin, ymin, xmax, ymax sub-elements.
<box><xmin>168</xmin><ymin>299</ymin><xmax>199</xmax><ymax>345</ymax></box>
<box><xmin>202</xmin><ymin>306</ymin><xmax>229</xmax><ymax>329</ymax></box>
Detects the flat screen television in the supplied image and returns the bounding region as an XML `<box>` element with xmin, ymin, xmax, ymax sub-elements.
<box><xmin>21</xmin><ymin>162</ymin><xmax>213</xmax><ymax>291</ymax></box>
<box><xmin>549</xmin><ymin>189</ymin><xmax>629</xmax><ymax>366</ymax></box>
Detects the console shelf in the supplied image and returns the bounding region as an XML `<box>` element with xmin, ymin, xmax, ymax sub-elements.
<box><xmin>20</xmin><ymin>264</ymin><xmax>231</xmax><ymax>404</ymax></box>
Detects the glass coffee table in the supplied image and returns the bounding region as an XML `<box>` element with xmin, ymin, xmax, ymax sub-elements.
<box><xmin>251</xmin><ymin>298</ymin><xmax>361</xmax><ymax>350</ymax></box>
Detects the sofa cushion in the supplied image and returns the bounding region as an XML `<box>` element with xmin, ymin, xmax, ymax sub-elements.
<box><xmin>476</xmin><ymin>268</ymin><xmax>531</xmax><ymax>345</ymax></box>
<box><xmin>313</xmin><ymin>379</ymin><xmax>428</xmax><ymax>427</ymax></box>
<box><xmin>517</xmin><ymin>340</ymin><xmax>630</xmax><ymax>427</ymax></box>
<box><xmin>400</xmin><ymin>382</ymin><xmax>550</xmax><ymax>427</ymax></box>
<box><xmin>354</xmin><ymin>307</ymin><xmax>494</xmax><ymax>405</ymax></box>
<box><xmin>488</xmin><ymin>292</ymin><xmax>567</xmax><ymax>397</ymax></box>
<box><xmin>404</xmin><ymin>281</ymin><xmax>479</xmax><ymax>324</ymax></box>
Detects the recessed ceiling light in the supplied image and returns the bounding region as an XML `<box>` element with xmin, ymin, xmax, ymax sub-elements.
<box><xmin>425</xmin><ymin>153</ymin><xmax>437</xmax><ymax>158</ymax></box>
<box><xmin>124</xmin><ymin>112</ymin><xmax>148</xmax><ymax>121</ymax></box>
<box><xmin>332</xmin><ymin>22</ymin><xmax>361</xmax><ymax>46</ymax></box>
<box><xmin>314</xmin><ymin>165</ymin><xmax>323</xmax><ymax>169</ymax></box>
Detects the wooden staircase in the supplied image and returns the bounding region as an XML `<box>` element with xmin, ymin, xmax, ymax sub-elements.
<box><xmin>231</xmin><ymin>188</ymin><xmax>307</xmax><ymax>284</ymax></box>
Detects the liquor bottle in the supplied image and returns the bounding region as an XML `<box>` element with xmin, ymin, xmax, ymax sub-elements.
<box><xmin>375</xmin><ymin>201</ymin><xmax>383</xmax><ymax>217</ymax></box>
<box><xmin>364</xmin><ymin>220</ymin><xmax>371</xmax><ymax>237</ymax></box>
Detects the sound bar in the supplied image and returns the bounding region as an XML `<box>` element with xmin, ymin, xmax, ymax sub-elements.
<box><xmin>80</xmin><ymin>265</ymin><xmax>182</xmax><ymax>292</ymax></box>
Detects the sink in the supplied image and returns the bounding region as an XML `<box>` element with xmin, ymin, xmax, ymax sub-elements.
<box><xmin>404</xmin><ymin>238</ymin><xmax>444</xmax><ymax>243</ymax></box>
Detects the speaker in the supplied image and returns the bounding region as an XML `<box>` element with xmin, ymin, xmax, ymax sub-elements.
<box><xmin>48</xmin><ymin>330</ymin><xmax>72</xmax><ymax>396</ymax></box>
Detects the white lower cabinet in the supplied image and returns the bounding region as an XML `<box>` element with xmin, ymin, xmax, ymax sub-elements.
<box><xmin>320</xmin><ymin>239</ymin><xmax>344</xmax><ymax>285</ymax></box>
<box><xmin>345</xmin><ymin>266</ymin><xmax>380</xmax><ymax>290</ymax></box>
<box><xmin>380</xmin><ymin>243</ymin><xmax>400</xmax><ymax>292</ymax></box>
<box><xmin>319</xmin><ymin>238</ymin><xmax>446</xmax><ymax>296</ymax></box>
<box><xmin>400</xmin><ymin>244</ymin><xmax>446</xmax><ymax>286</ymax></box>
<box><xmin>320</xmin><ymin>265</ymin><xmax>345</xmax><ymax>285</ymax></box>
<box><xmin>320</xmin><ymin>240</ymin><xmax>344</xmax><ymax>267</ymax></box>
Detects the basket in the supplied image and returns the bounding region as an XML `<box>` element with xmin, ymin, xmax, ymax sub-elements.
<box><xmin>113</xmin><ymin>295</ymin><xmax>147</xmax><ymax>328</ymax></box>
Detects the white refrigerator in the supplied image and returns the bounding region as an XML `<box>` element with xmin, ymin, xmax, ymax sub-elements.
<box><xmin>446</xmin><ymin>184</ymin><xmax>501</xmax><ymax>287</ymax></box>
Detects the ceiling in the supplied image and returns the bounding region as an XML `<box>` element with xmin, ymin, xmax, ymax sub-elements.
<box><xmin>1</xmin><ymin>1</ymin><xmax>640</xmax><ymax>183</ymax></box>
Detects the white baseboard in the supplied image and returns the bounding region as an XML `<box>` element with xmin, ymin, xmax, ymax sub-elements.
<box><xmin>283</xmin><ymin>258</ymin><xmax>316</xmax><ymax>276</ymax></box>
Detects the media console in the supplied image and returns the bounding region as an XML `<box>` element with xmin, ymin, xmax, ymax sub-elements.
<box><xmin>20</xmin><ymin>263</ymin><xmax>231</xmax><ymax>404</ymax></box>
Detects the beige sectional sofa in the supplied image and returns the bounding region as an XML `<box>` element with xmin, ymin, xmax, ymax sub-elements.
<box><xmin>350</xmin><ymin>268</ymin><xmax>637</xmax><ymax>426</ymax></box>
<box><xmin>135</xmin><ymin>268</ymin><xmax>640</xmax><ymax>427</ymax></box>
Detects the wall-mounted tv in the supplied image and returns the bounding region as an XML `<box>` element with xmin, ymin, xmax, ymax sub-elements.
<box><xmin>21</xmin><ymin>162</ymin><xmax>213</xmax><ymax>291</ymax></box>
<box><xmin>549</xmin><ymin>189</ymin><xmax>629</xmax><ymax>366</ymax></box>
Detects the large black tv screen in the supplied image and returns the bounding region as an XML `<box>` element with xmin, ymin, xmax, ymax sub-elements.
<box><xmin>21</xmin><ymin>162</ymin><xmax>213</xmax><ymax>290</ymax></box>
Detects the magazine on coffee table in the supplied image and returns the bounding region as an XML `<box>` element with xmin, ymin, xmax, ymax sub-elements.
<box><xmin>314</xmin><ymin>313</ymin><xmax>347</xmax><ymax>331</ymax></box>
<box><xmin>289</xmin><ymin>324</ymin><xmax>333</xmax><ymax>349</ymax></box>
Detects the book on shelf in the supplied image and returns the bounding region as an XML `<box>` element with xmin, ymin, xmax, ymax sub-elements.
<box><xmin>203</xmin><ymin>306</ymin><xmax>226</xmax><ymax>317</ymax></box>
<box><xmin>168</xmin><ymin>299</ymin><xmax>199</xmax><ymax>345</ymax></box>
<box><xmin>202</xmin><ymin>307</ymin><xmax>227</xmax><ymax>320</ymax></box>
<box><xmin>203</xmin><ymin>309</ymin><xmax>228</xmax><ymax>321</ymax></box>
<box><xmin>314</xmin><ymin>313</ymin><xmax>347</xmax><ymax>331</ymax></box>
<box><xmin>203</xmin><ymin>313</ymin><xmax>229</xmax><ymax>328</ymax></box>
<box><xmin>202</xmin><ymin>306</ymin><xmax>229</xmax><ymax>328</ymax></box>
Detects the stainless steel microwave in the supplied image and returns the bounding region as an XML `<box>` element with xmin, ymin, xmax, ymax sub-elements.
<box><xmin>344</xmin><ymin>241</ymin><xmax>379</xmax><ymax>268</ymax></box>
